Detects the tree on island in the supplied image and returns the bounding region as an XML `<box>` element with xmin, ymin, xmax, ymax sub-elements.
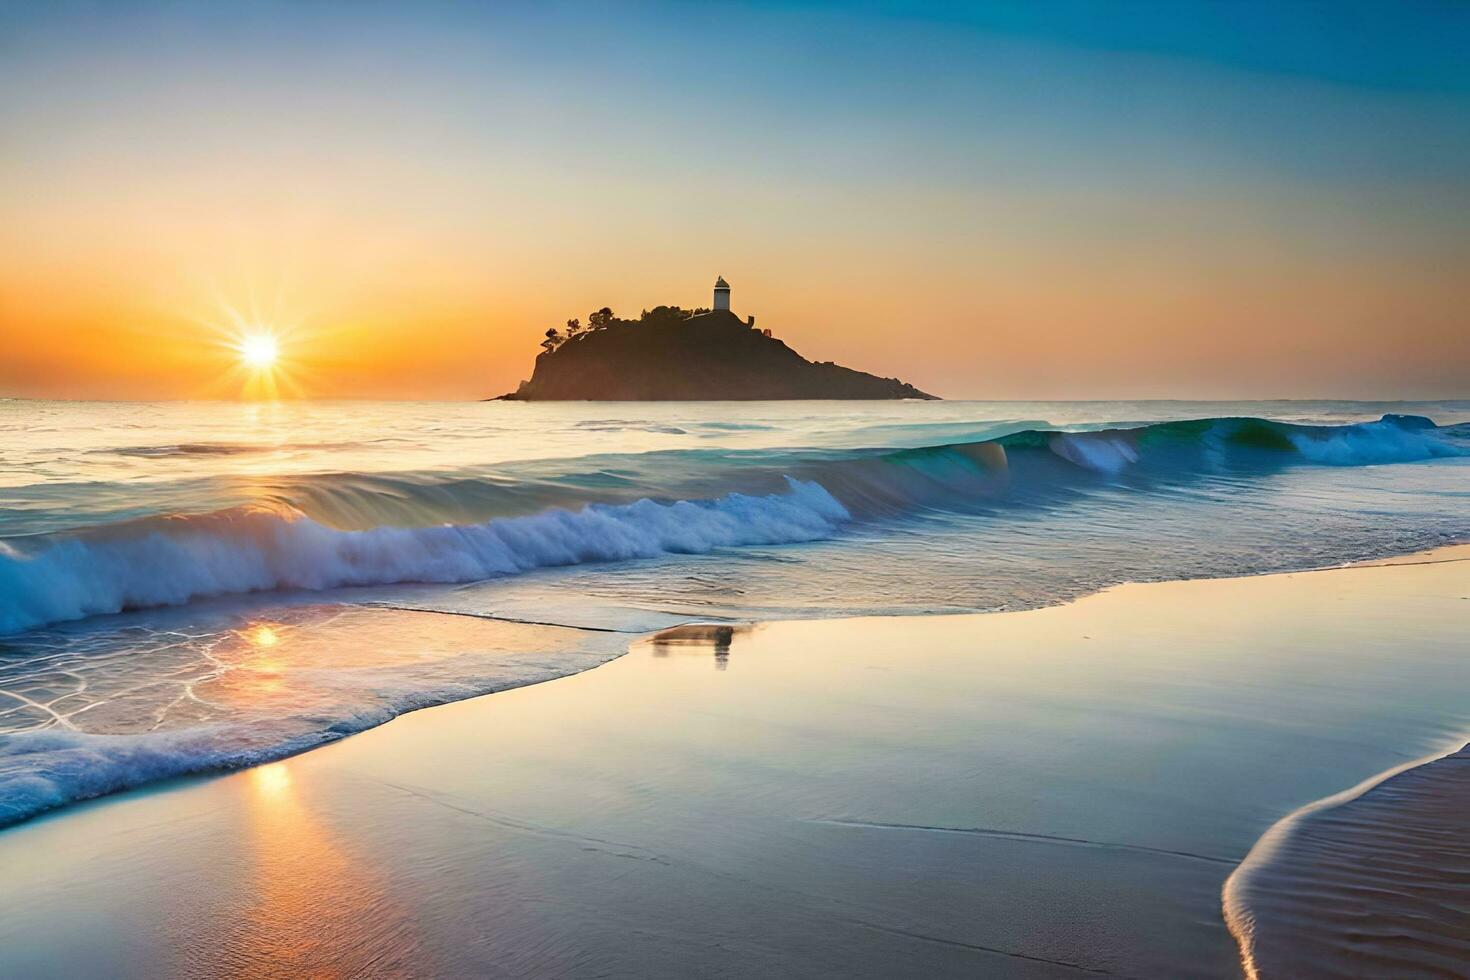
<box><xmin>540</xmin><ymin>304</ymin><xmax>733</xmax><ymax>359</ymax></box>
<box><xmin>504</xmin><ymin>298</ymin><xmax>938</xmax><ymax>400</ymax></box>
<box><xmin>639</xmin><ymin>305</ymin><xmax>706</xmax><ymax>324</ymax></box>
<box><xmin>538</xmin><ymin>305</ymin><xmax>730</xmax><ymax>348</ymax></box>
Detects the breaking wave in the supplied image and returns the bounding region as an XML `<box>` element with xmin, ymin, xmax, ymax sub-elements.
<box><xmin>0</xmin><ymin>479</ymin><xmax>848</xmax><ymax>635</ymax></box>
<box><xmin>1</xmin><ymin>414</ymin><xmax>1465</xmax><ymax>634</ymax></box>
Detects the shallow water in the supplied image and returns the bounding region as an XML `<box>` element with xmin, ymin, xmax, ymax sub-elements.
<box><xmin>1226</xmin><ymin>741</ymin><xmax>1470</xmax><ymax>978</ymax></box>
<box><xmin>0</xmin><ymin>559</ymin><xmax>1465</xmax><ymax>977</ymax></box>
<box><xmin>1</xmin><ymin>399</ymin><xmax>1467</xmax><ymax>823</ymax></box>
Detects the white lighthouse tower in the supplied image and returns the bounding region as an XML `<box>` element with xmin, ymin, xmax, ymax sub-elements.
<box><xmin>713</xmin><ymin>276</ymin><xmax>731</xmax><ymax>312</ymax></box>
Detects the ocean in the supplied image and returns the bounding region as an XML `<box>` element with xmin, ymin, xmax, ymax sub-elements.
<box><xmin>1</xmin><ymin>398</ymin><xmax>1467</xmax><ymax>826</ymax></box>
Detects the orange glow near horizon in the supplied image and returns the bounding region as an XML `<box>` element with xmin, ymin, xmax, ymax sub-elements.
<box><xmin>200</xmin><ymin>301</ymin><xmax>315</xmax><ymax>400</ymax></box>
<box><xmin>1</xmin><ymin>5</ymin><xmax>1466</xmax><ymax>401</ymax></box>
<box><xmin>3</xmin><ymin>246</ymin><xmax>1466</xmax><ymax>402</ymax></box>
<box><xmin>2</xmin><ymin>199</ymin><xmax>1466</xmax><ymax>401</ymax></box>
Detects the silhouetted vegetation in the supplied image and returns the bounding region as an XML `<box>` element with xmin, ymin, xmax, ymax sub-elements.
<box><xmin>503</xmin><ymin>303</ymin><xmax>937</xmax><ymax>400</ymax></box>
<box><xmin>639</xmin><ymin>305</ymin><xmax>707</xmax><ymax>324</ymax></box>
<box><xmin>540</xmin><ymin>307</ymin><xmax>740</xmax><ymax>352</ymax></box>
<box><xmin>539</xmin><ymin>305</ymin><xmax>714</xmax><ymax>352</ymax></box>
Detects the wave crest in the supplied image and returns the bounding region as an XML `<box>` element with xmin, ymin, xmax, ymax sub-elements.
<box><xmin>0</xmin><ymin>479</ymin><xmax>848</xmax><ymax>634</ymax></box>
<box><xmin>1</xmin><ymin>414</ymin><xmax>1464</xmax><ymax>634</ymax></box>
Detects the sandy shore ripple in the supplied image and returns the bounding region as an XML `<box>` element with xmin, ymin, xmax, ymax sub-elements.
<box><xmin>1226</xmin><ymin>742</ymin><xmax>1470</xmax><ymax>978</ymax></box>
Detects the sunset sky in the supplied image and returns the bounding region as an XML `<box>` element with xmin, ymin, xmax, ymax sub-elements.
<box><xmin>2</xmin><ymin>1</ymin><xmax>1467</xmax><ymax>400</ymax></box>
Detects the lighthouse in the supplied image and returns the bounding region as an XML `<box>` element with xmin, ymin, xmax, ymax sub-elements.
<box><xmin>713</xmin><ymin>276</ymin><xmax>731</xmax><ymax>312</ymax></box>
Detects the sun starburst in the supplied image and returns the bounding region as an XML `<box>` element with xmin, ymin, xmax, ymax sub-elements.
<box><xmin>194</xmin><ymin>295</ymin><xmax>314</xmax><ymax>399</ymax></box>
<box><xmin>238</xmin><ymin>333</ymin><xmax>280</xmax><ymax>370</ymax></box>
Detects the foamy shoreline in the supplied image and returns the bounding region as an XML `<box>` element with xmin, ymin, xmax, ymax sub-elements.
<box><xmin>1223</xmin><ymin>544</ymin><xmax>1470</xmax><ymax>976</ymax></box>
<box><xmin>1</xmin><ymin>548</ymin><xmax>1466</xmax><ymax>976</ymax></box>
<box><xmin>1225</xmin><ymin>737</ymin><xmax>1470</xmax><ymax>977</ymax></box>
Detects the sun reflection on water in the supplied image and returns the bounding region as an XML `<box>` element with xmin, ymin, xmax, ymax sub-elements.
<box><xmin>186</xmin><ymin>758</ymin><xmax>428</xmax><ymax>976</ymax></box>
<box><xmin>250</xmin><ymin>762</ymin><xmax>292</xmax><ymax>797</ymax></box>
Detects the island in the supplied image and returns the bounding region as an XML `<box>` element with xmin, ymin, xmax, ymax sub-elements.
<box><xmin>496</xmin><ymin>277</ymin><xmax>937</xmax><ymax>401</ymax></box>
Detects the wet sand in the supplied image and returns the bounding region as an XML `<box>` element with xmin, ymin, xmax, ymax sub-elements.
<box><xmin>1226</xmin><ymin>742</ymin><xmax>1470</xmax><ymax>978</ymax></box>
<box><xmin>0</xmin><ymin>552</ymin><xmax>1467</xmax><ymax>977</ymax></box>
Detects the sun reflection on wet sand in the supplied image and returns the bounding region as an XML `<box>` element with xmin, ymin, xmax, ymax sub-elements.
<box><xmin>251</xmin><ymin>761</ymin><xmax>292</xmax><ymax>797</ymax></box>
<box><xmin>188</xmin><ymin>761</ymin><xmax>423</xmax><ymax>978</ymax></box>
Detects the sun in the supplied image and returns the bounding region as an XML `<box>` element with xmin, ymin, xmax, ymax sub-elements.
<box><xmin>199</xmin><ymin>299</ymin><xmax>311</xmax><ymax>398</ymax></box>
<box><xmin>239</xmin><ymin>333</ymin><xmax>280</xmax><ymax>369</ymax></box>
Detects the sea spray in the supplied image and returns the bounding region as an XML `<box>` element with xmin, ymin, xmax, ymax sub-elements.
<box><xmin>0</xmin><ymin>478</ymin><xmax>849</xmax><ymax>634</ymax></box>
<box><xmin>2</xmin><ymin>414</ymin><xmax>1467</xmax><ymax>634</ymax></box>
<box><xmin>1</xmin><ymin>404</ymin><xmax>1468</xmax><ymax>830</ymax></box>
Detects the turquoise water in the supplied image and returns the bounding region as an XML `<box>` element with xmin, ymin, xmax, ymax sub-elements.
<box><xmin>1</xmin><ymin>399</ymin><xmax>1467</xmax><ymax>825</ymax></box>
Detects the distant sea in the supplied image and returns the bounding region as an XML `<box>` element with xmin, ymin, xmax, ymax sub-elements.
<box><xmin>1</xmin><ymin>398</ymin><xmax>1467</xmax><ymax>824</ymax></box>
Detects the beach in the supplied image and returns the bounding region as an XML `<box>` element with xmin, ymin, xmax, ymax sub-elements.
<box><xmin>8</xmin><ymin>2</ymin><xmax>1470</xmax><ymax>973</ymax></box>
<box><xmin>7</xmin><ymin>401</ymin><xmax>1466</xmax><ymax>835</ymax></box>
<box><xmin>2</xmin><ymin>550</ymin><xmax>1466</xmax><ymax>978</ymax></box>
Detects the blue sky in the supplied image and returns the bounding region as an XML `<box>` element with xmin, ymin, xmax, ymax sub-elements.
<box><xmin>2</xmin><ymin>1</ymin><xmax>1467</xmax><ymax>398</ymax></box>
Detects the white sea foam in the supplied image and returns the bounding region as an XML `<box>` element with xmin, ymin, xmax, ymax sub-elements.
<box><xmin>2</xmin><ymin>405</ymin><xmax>1469</xmax><ymax>829</ymax></box>
<box><xmin>3</xmin><ymin>415</ymin><xmax>1467</xmax><ymax>635</ymax></box>
<box><xmin>1285</xmin><ymin>415</ymin><xmax>1465</xmax><ymax>466</ymax></box>
<box><xmin>1047</xmin><ymin>432</ymin><xmax>1140</xmax><ymax>474</ymax></box>
<box><xmin>0</xmin><ymin>604</ymin><xmax>633</xmax><ymax>827</ymax></box>
<box><xmin>0</xmin><ymin>478</ymin><xmax>850</xmax><ymax>635</ymax></box>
